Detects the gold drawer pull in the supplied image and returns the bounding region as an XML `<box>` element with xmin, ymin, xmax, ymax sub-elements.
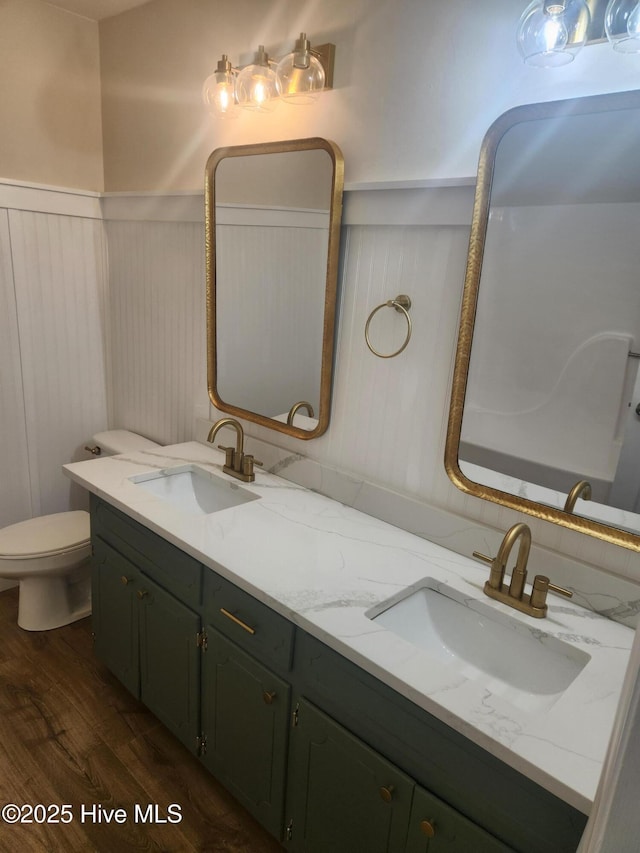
<box><xmin>137</xmin><ymin>589</ymin><xmax>148</xmax><ymax>600</ymax></box>
<box><xmin>379</xmin><ymin>785</ymin><xmax>395</xmax><ymax>803</ymax></box>
<box><xmin>120</xmin><ymin>575</ymin><xmax>133</xmax><ymax>585</ymax></box>
<box><xmin>263</xmin><ymin>691</ymin><xmax>277</xmax><ymax>705</ymax></box>
<box><xmin>220</xmin><ymin>607</ymin><xmax>256</xmax><ymax>635</ymax></box>
<box><xmin>420</xmin><ymin>819</ymin><xmax>436</xmax><ymax>838</ymax></box>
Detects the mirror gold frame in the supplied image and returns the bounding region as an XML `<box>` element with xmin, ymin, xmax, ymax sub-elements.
<box><xmin>445</xmin><ymin>90</ymin><xmax>640</xmax><ymax>552</ymax></box>
<box><xmin>205</xmin><ymin>137</ymin><xmax>344</xmax><ymax>440</ymax></box>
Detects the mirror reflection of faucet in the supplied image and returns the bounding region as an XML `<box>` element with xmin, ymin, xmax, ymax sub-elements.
<box><xmin>563</xmin><ymin>479</ymin><xmax>592</xmax><ymax>513</ymax></box>
<box><xmin>473</xmin><ymin>522</ymin><xmax>573</xmax><ymax>618</ymax></box>
<box><xmin>287</xmin><ymin>401</ymin><xmax>315</xmax><ymax>425</ymax></box>
<box><xmin>207</xmin><ymin>418</ymin><xmax>262</xmax><ymax>483</ymax></box>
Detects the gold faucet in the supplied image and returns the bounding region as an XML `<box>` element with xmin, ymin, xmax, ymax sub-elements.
<box><xmin>473</xmin><ymin>522</ymin><xmax>573</xmax><ymax>618</ymax></box>
<box><xmin>563</xmin><ymin>479</ymin><xmax>592</xmax><ymax>513</ymax></box>
<box><xmin>207</xmin><ymin>418</ymin><xmax>262</xmax><ymax>483</ymax></box>
<box><xmin>287</xmin><ymin>400</ymin><xmax>315</xmax><ymax>425</ymax></box>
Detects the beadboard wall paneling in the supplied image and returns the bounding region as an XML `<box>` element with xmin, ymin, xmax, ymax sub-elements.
<box><xmin>0</xmin><ymin>210</ymin><xmax>32</xmax><ymax>527</ymax></box>
<box><xmin>8</xmin><ymin>210</ymin><xmax>109</xmax><ymax>516</ymax></box>
<box><xmin>325</xmin><ymin>224</ymin><xmax>469</xmax><ymax>495</ymax></box>
<box><xmin>105</xmin><ymin>220</ymin><xmax>209</xmax><ymax>446</ymax></box>
<box><xmin>5</xmin><ymin>181</ymin><xmax>634</xmax><ymax>586</ymax></box>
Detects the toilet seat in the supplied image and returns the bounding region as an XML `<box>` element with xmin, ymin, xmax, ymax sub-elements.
<box><xmin>0</xmin><ymin>511</ymin><xmax>90</xmax><ymax>560</ymax></box>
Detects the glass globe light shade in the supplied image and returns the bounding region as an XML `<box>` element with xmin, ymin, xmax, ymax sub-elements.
<box><xmin>605</xmin><ymin>0</ymin><xmax>640</xmax><ymax>53</ymax></box>
<box><xmin>236</xmin><ymin>46</ymin><xmax>279</xmax><ymax>113</ymax></box>
<box><xmin>276</xmin><ymin>33</ymin><xmax>326</xmax><ymax>104</ymax></box>
<box><xmin>202</xmin><ymin>56</ymin><xmax>238</xmax><ymax>119</ymax></box>
<box><xmin>517</xmin><ymin>0</ymin><xmax>591</xmax><ymax>67</ymax></box>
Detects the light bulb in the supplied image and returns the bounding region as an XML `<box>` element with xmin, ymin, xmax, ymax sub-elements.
<box><xmin>517</xmin><ymin>0</ymin><xmax>590</xmax><ymax>67</ymax></box>
<box><xmin>202</xmin><ymin>56</ymin><xmax>238</xmax><ymax>119</ymax></box>
<box><xmin>236</xmin><ymin>46</ymin><xmax>279</xmax><ymax>113</ymax></box>
<box><xmin>276</xmin><ymin>33</ymin><xmax>326</xmax><ymax>104</ymax></box>
<box><xmin>542</xmin><ymin>11</ymin><xmax>569</xmax><ymax>52</ymax></box>
<box><xmin>606</xmin><ymin>0</ymin><xmax>640</xmax><ymax>52</ymax></box>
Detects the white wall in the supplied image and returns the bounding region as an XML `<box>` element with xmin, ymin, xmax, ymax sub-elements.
<box><xmin>0</xmin><ymin>0</ymin><xmax>103</xmax><ymax>191</ymax></box>
<box><xmin>105</xmin><ymin>218</ymin><xmax>207</xmax><ymax>445</ymax></box>
<box><xmin>98</xmin><ymin>0</ymin><xmax>640</xmax><ymax>192</ymax></box>
<box><xmin>0</xmin><ymin>211</ymin><xmax>31</xmax><ymax>528</ymax></box>
<box><xmin>100</xmin><ymin>183</ymin><xmax>640</xmax><ymax>585</ymax></box>
<box><xmin>0</xmin><ymin>184</ymin><xmax>109</xmax><ymax>524</ymax></box>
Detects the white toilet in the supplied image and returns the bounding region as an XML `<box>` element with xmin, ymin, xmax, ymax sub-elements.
<box><xmin>0</xmin><ymin>430</ymin><xmax>160</xmax><ymax>631</ymax></box>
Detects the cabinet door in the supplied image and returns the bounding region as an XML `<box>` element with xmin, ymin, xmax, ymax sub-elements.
<box><xmin>138</xmin><ymin>573</ymin><xmax>201</xmax><ymax>753</ymax></box>
<box><xmin>201</xmin><ymin>628</ymin><xmax>290</xmax><ymax>838</ymax></box>
<box><xmin>286</xmin><ymin>698</ymin><xmax>414</xmax><ymax>853</ymax></box>
<box><xmin>92</xmin><ymin>537</ymin><xmax>140</xmax><ymax>696</ymax></box>
<box><xmin>405</xmin><ymin>785</ymin><xmax>514</xmax><ymax>853</ymax></box>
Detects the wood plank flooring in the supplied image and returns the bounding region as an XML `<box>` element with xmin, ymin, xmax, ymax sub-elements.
<box><xmin>0</xmin><ymin>588</ymin><xmax>283</xmax><ymax>852</ymax></box>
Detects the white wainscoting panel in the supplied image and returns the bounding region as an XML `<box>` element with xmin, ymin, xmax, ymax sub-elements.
<box><xmin>0</xmin><ymin>210</ymin><xmax>32</xmax><ymax>527</ymax></box>
<box><xmin>9</xmin><ymin>210</ymin><xmax>109</xmax><ymax>516</ymax></box>
<box><xmin>106</xmin><ymin>220</ymin><xmax>209</xmax><ymax>446</ymax></box>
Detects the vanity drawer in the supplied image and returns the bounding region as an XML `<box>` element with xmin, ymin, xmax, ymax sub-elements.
<box><xmin>203</xmin><ymin>569</ymin><xmax>295</xmax><ymax>672</ymax></box>
<box><xmin>90</xmin><ymin>495</ymin><xmax>202</xmax><ymax>608</ymax></box>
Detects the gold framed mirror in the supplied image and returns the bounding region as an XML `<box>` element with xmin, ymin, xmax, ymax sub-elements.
<box><xmin>445</xmin><ymin>89</ymin><xmax>640</xmax><ymax>551</ymax></box>
<box><xmin>205</xmin><ymin>137</ymin><xmax>344</xmax><ymax>439</ymax></box>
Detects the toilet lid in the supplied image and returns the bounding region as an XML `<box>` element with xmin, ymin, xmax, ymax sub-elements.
<box><xmin>0</xmin><ymin>511</ymin><xmax>90</xmax><ymax>559</ymax></box>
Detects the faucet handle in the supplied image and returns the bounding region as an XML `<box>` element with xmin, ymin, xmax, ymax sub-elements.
<box><xmin>530</xmin><ymin>575</ymin><xmax>573</xmax><ymax>611</ymax></box>
<box><xmin>217</xmin><ymin>445</ymin><xmax>235</xmax><ymax>468</ymax></box>
<box><xmin>473</xmin><ymin>550</ymin><xmax>504</xmax><ymax>591</ymax></box>
<box><xmin>472</xmin><ymin>551</ymin><xmax>493</xmax><ymax>565</ymax></box>
<box><xmin>241</xmin><ymin>454</ymin><xmax>263</xmax><ymax>479</ymax></box>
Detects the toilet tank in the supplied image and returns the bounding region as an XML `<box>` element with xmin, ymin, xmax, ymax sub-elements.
<box><xmin>90</xmin><ymin>430</ymin><xmax>161</xmax><ymax>457</ymax></box>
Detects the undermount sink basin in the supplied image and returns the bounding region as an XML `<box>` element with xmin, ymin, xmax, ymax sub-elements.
<box><xmin>368</xmin><ymin>580</ymin><xmax>590</xmax><ymax>712</ymax></box>
<box><xmin>130</xmin><ymin>464</ymin><xmax>260</xmax><ymax>516</ymax></box>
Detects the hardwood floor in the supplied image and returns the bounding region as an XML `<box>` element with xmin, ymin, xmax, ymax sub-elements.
<box><xmin>0</xmin><ymin>588</ymin><xmax>283</xmax><ymax>852</ymax></box>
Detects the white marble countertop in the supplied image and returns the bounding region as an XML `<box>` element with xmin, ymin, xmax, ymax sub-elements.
<box><xmin>64</xmin><ymin>441</ymin><xmax>634</xmax><ymax>815</ymax></box>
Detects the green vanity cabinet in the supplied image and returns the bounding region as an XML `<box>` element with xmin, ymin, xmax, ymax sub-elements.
<box><xmin>199</xmin><ymin>566</ymin><xmax>295</xmax><ymax>837</ymax></box>
<box><xmin>90</xmin><ymin>498</ymin><xmax>202</xmax><ymax>753</ymax></box>
<box><xmin>89</xmin><ymin>497</ymin><xmax>586</xmax><ymax>853</ymax></box>
<box><xmin>92</xmin><ymin>536</ymin><xmax>140</xmax><ymax>696</ymax></box>
<box><xmin>405</xmin><ymin>786</ymin><xmax>513</xmax><ymax>853</ymax></box>
<box><xmin>200</xmin><ymin>628</ymin><xmax>291</xmax><ymax>837</ymax></box>
<box><xmin>284</xmin><ymin>698</ymin><xmax>513</xmax><ymax>853</ymax></box>
<box><xmin>137</xmin><ymin>571</ymin><xmax>201</xmax><ymax>752</ymax></box>
<box><xmin>285</xmin><ymin>697</ymin><xmax>415</xmax><ymax>852</ymax></box>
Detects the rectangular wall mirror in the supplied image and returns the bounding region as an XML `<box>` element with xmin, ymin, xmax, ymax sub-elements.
<box><xmin>445</xmin><ymin>89</ymin><xmax>640</xmax><ymax>551</ymax></box>
<box><xmin>205</xmin><ymin>137</ymin><xmax>344</xmax><ymax>440</ymax></box>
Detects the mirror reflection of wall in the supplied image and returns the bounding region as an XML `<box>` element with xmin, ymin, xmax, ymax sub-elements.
<box><xmin>206</xmin><ymin>139</ymin><xmax>344</xmax><ymax>439</ymax></box>
<box><xmin>446</xmin><ymin>91</ymin><xmax>640</xmax><ymax>548</ymax></box>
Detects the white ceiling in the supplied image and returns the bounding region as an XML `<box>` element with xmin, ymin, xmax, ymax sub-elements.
<box><xmin>44</xmin><ymin>0</ymin><xmax>153</xmax><ymax>21</ymax></box>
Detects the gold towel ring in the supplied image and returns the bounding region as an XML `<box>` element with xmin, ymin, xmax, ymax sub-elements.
<box><xmin>365</xmin><ymin>294</ymin><xmax>412</xmax><ymax>358</ymax></box>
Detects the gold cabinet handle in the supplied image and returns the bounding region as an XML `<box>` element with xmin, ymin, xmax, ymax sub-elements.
<box><xmin>120</xmin><ymin>575</ymin><xmax>133</xmax><ymax>585</ymax></box>
<box><xmin>220</xmin><ymin>607</ymin><xmax>256</xmax><ymax>635</ymax></box>
<box><xmin>420</xmin><ymin>819</ymin><xmax>436</xmax><ymax>838</ymax></box>
<box><xmin>262</xmin><ymin>691</ymin><xmax>276</xmax><ymax>705</ymax></box>
<box><xmin>137</xmin><ymin>589</ymin><xmax>148</xmax><ymax>600</ymax></box>
<box><xmin>379</xmin><ymin>785</ymin><xmax>395</xmax><ymax>803</ymax></box>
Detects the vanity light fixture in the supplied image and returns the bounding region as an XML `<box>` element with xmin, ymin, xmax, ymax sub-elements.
<box><xmin>202</xmin><ymin>33</ymin><xmax>335</xmax><ymax>118</ymax></box>
<box><xmin>235</xmin><ymin>46</ymin><xmax>279</xmax><ymax>113</ymax></box>
<box><xmin>517</xmin><ymin>0</ymin><xmax>640</xmax><ymax>64</ymax></box>
<box><xmin>605</xmin><ymin>0</ymin><xmax>640</xmax><ymax>51</ymax></box>
<box><xmin>517</xmin><ymin>0</ymin><xmax>592</xmax><ymax>66</ymax></box>
<box><xmin>202</xmin><ymin>55</ymin><xmax>238</xmax><ymax>119</ymax></box>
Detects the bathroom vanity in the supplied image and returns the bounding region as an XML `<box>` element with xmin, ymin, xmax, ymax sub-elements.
<box><xmin>65</xmin><ymin>441</ymin><xmax>634</xmax><ymax>853</ymax></box>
